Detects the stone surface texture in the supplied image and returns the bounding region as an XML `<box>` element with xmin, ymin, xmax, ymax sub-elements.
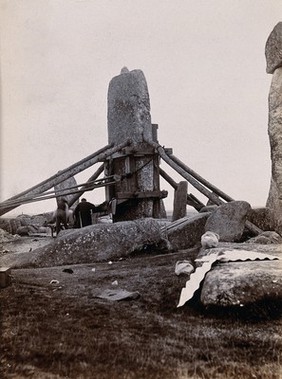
<box><xmin>266</xmin><ymin>67</ymin><xmax>282</xmax><ymax>234</ymax></box>
<box><xmin>265</xmin><ymin>22</ymin><xmax>282</xmax><ymax>74</ymax></box>
<box><xmin>204</xmin><ymin>201</ymin><xmax>251</xmax><ymax>242</ymax></box>
<box><xmin>246</xmin><ymin>231</ymin><xmax>282</xmax><ymax>245</ymax></box>
<box><xmin>200</xmin><ymin>247</ymin><xmax>282</xmax><ymax>307</ymax></box>
<box><xmin>165</xmin><ymin>213</ymin><xmax>210</xmax><ymax>250</ymax></box>
<box><xmin>0</xmin><ymin>218</ymin><xmax>166</xmax><ymax>268</ymax></box>
<box><xmin>0</xmin><ymin>214</ymin><xmax>52</xmax><ymax>235</ymax></box>
<box><xmin>107</xmin><ymin>68</ymin><xmax>162</xmax><ymax>221</ymax></box>
<box><xmin>247</xmin><ymin>207</ymin><xmax>275</xmax><ymax>231</ymax></box>
<box><xmin>0</xmin><ymin>218</ymin><xmax>22</xmax><ymax>235</ymax></box>
<box><xmin>107</xmin><ymin>69</ymin><xmax>152</xmax><ymax>146</ymax></box>
<box><xmin>0</xmin><ymin>228</ymin><xmax>19</xmax><ymax>243</ymax></box>
<box><xmin>54</xmin><ymin>175</ymin><xmax>78</xmax><ymax>208</ymax></box>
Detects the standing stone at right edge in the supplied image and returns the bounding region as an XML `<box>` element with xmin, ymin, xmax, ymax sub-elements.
<box><xmin>265</xmin><ymin>23</ymin><xmax>282</xmax><ymax>233</ymax></box>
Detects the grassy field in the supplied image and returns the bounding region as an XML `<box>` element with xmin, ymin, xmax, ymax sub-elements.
<box><xmin>0</xmin><ymin>249</ymin><xmax>281</xmax><ymax>379</ymax></box>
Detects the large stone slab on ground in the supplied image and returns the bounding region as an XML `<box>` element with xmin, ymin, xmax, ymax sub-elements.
<box><xmin>204</xmin><ymin>201</ymin><xmax>251</xmax><ymax>242</ymax></box>
<box><xmin>0</xmin><ymin>218</ymin><xmax>166</xmax><ymax>268</ymax></box>
<box><xmin>164</xmin><ymin>213</ymin><xmax>210</xmax><ymax>250</ymax></box>
<box><xmin>199</xmin><ymin>245</ymin><xmax>282</xmax><ymax>307</ymax></box>
<box><xmin>0</xmin><ymin>214</ymin><xmax>51</xmax><ymax>235</ymax></box>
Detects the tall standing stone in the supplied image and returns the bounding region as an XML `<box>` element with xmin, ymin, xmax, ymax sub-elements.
<box><xmin>106</xmin><ymin>68</ymin><xmax>166</xmax><ymax>221</ymax></box>
<box><xmin>108</xmin><ymin>68</ymin><xmax>153</xmax><ymax>145</ymax></box>
<box><xmin>265</xmin><ymin>23</ymin><xmax>282</xmax><ymax>233</ymax></box>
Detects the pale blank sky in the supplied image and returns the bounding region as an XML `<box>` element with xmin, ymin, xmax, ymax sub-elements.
<box><xmin>0</xmin><ymin>1</ymin><xmax>281</xmax><ymax>215</ymax></box>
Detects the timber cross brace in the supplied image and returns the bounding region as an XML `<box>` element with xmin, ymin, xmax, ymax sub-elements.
<box><xmin>0</xmin><ymin>136</ymin><xmax>261</xmax><ymax>235</ymax></box>
<box><xmin>0</xmin><ymin>67</ymin><xmax>261</xmax><ymax>235</ymax></box>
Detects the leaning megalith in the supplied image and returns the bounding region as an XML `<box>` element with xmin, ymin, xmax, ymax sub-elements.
<box><xmin>106</xmin><ymin>68</ymin><xmax>166</xmax><ymax>221</ymax></box>
<box><xmin>54</xmin><ymin>174</ymin><xmax>78</xmax><ymax>208</ymax></box>
<box><xmin>265</xmin><ymin>23</ymin><xmax>282</xmax><ymax>233</ymax></box>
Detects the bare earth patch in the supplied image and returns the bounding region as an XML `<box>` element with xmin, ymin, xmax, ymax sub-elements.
<box><xmin>0</xmin><ymin>237</ymin><xmax>281</xmax><ymax>379</ymax></box>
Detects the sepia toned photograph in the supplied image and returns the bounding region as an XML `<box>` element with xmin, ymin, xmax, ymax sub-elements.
<box><xmin>0</xmin><ymin>1</ymin><xmax>281</xmax><ymax>378</ymax></box>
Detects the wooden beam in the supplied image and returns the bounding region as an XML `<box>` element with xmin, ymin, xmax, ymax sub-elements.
<box><xmin>169</xmin><ymin>154</ymin><xmax>234</xmax><ymax>203</ymax></box>
<box><xmin>151</xmin><ymin>142</ymin><xmax>223</xmax><ymax>205</ymax></box>
<box><xmin>0</xmin><ymin>176</ymin><xmax>116</xmax><ymax>209</ymax></box>
<box><xmin>148</xmin><ymin>139</ymin><xmax>262</xmax><ymax>235</ymax></box>
<box><xmin>0</xmin><ymin>141</ymin><xmax>130</xmax><ymax>216</ymax></box>
<box><xmin>67</xmin><ymin>164</ymin><xmax>105</xmax><ymax>207</ymax></box>
<box><xmin>159</xmin><ymin>168</ymin><xmax>204</xmax><ymax>210</ymax></box>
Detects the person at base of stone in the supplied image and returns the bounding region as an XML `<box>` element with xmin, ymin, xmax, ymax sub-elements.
<box><xmin>55</xmin><ymin>198</ymin><xmax>69</xmax><ymax>236</ymax></box>
<box><xmin>73</xmin><ymin>198</ymin><xmax>97</xmax><ymax>228</ymax></box>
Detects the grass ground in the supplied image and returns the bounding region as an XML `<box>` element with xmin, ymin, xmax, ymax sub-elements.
<box><xmin>0</xmin><ymin>246</ymin><xmax>281</xmax><ymax>379</ymax></box>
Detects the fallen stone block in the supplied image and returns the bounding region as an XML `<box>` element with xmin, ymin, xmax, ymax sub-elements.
<box><xmin>163</xmin><ymin>213</ymin><xmax>210</xmax><ymax>251</ymax></box>
<box><xmin>246</xmin><ymin>231</ymin><xmax>282</xmax><ymax>245</ymax></box>
<box><xmin>177</xmin><ymin>247</ymin><xmax>281</xmax><ymax>309</ymax></box>
<box><xmin>96</xmin><ymin>288</ymin><xmax>140</xmax><ymax>301</ymax></box>
<box><xmin>0</xmin><ymin>218</ymin><xmax>167</xmax><ymax>268</ymax></box>
<box><xmin>205</xmin><ymin>201</ymin><xmax>251</xmax><ymax>242</ymax></box>
<box><xmin>200</xmin><ymin>249</ymin><xmax>282</xmax><ymax>307</ymax></box>
<box><xmin>246</xmin><ymin>207</ymin><xmax>275</xmax><ymax>231</ymax></box>
<box><xmin>0</xmin><ymin>218</ymin><xmax>22</xmax><ymax>235</ymax></box>
<box><xmin>0</xmin><ymin>228</ymin><xmax>19</xmax><ymax>243</ymax></box>
<box><xmin>16</xmin><ymin>226</ymin><xmax>30</xmax><ymax>236</ymax></box>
